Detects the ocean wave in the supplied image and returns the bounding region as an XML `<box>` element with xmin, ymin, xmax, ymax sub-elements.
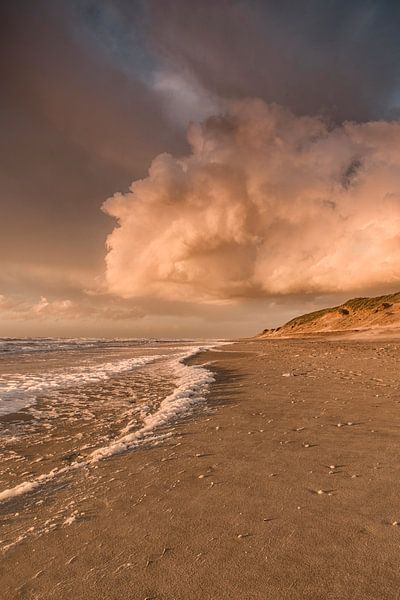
<box><xmin>0</xmin><ymin>344</ymin><xmax>218</xmax><ymax>504</ymax></box>
<box><xmin>0</xmin><ymin>354</ymin><xmax>163</xmax><ymax>416</ymax></box>
<box><xmin>0</xmin><ymin>337</ymin><xmax>169</xmax><ymax>355</ymax></box>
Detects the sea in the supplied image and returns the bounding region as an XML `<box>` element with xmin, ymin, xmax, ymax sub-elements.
<box><xmin>0</xmin><ymin>337</ymin><xmax>224</xmax><ymax>549</ymax></box>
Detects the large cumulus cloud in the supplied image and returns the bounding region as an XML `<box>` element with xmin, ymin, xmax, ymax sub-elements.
<box><xmin>103</xmin><ymin>99</ymin><xmax>400</xmax><ymax>302</ymax></box>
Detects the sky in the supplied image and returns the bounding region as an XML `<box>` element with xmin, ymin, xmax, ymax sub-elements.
<box><xmin>1</xmin><ymin>0</ymin><xmax>400</xmax><ymax>338</ymax></box>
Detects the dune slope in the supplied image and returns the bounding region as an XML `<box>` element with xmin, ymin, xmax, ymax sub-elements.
<box><xmin>259</xmin><ymin>292</ymin><xmax>400</xmax><ymax>337</ymax></box>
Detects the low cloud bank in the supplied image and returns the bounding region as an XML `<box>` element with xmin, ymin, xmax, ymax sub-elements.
<box><xmin>103</xmin><ymin>99</ymin><xmax>400</xmax><ymax>302</ymax></box>
<box><xmin>0</xmin><ymin>294</ymin><xmax>143</xmax><ymax>321</ymax></box>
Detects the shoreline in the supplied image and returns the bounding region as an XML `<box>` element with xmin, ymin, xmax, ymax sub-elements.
<box><xmin>1</xmin><ymin>338</ymin><xmax>400</xmax><ymax>599</ymax></box>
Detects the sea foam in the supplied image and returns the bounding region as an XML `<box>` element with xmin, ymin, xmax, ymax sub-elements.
<box><xmin>0</xmin><ymin>354</ymin><xmax>162</xmax><ymax>416</ymax></box>
<box><xmin>0</xmin><ymin>345</ymin><xmax>219</xmax><ymax>503</ymax></box>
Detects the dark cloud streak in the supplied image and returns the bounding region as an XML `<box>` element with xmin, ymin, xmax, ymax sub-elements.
<box><xmin>145</xmin><ymin>0</ymin><xmax>400</xmax><ymax>121</ymax></box>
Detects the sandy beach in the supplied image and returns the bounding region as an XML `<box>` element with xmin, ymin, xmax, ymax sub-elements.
<box><xmin>5</xmin><ymin>2</ymin><xmax>400</xmax><ymax>598</ymax></box>
<box><xmin>1</xmin><ymin>337</ymin><xmax>400</xmax><ymax>599</ymax></box>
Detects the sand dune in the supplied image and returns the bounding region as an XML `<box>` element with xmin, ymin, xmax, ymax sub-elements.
<box><xmin>259</xmin><ymin>292</ymin><xmax>400</xmax><ymax>338</ymax></box>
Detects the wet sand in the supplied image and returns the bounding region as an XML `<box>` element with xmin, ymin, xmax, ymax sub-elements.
<box><xmin>1</xmin><ymin>338</ymin><xmax>400</xmax><ymax>599</ymax></box>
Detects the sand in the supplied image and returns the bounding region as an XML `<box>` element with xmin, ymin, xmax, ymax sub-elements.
<box><xmin>1</xmin><ymin>338</ymin><xmax>400</xmax><ymax>599</ymax></box>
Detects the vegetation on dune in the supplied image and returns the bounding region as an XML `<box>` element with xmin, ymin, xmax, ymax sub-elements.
<box><xmin>343</xmin><ymin>292</ymin><xmax>400</xmax><ymax>311</ymax></box>
<box><xmin>261</xmin><ymin>291</ymin><xmax>400</xmax><ymax>336</ymax></box>
<box><xmin>285</xmin><ymin>307</ymin><xmax>336</xmax><ymax>328</ymax></box>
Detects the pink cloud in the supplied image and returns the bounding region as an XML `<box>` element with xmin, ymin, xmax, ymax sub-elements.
<box><xmin>103</xmin><ymin>99</ymin><xmax>400</xmax><ymax>302</ymax></box>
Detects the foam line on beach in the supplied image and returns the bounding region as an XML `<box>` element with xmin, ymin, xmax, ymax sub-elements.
<box><xmin>0</xmin><ymin>345</ymin><xmax>221</xmax><ymax>504</ymax></box>
<box><xmin>89</xmin><ymin>347</ymin><xmax>215</xmax><ymax>462</ymax></box>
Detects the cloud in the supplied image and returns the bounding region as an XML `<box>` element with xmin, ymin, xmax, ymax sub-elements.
<box><xmin>145</xmin><ymin>0</ymin><xmax>400</xmax><ymax>121</ymax></box>
<box><xmin>151</xmin><ymin>69</ymin><xmax>221</xmax><ymax>127</ymax></box>
<box><xmin>0</xmin><ymin>1</ymin><xmax>185</xmax><ymax>286</ymax></box>
<box><xmin>103</xmin><ymin>99</ymin><xmax>400</xmax><ymax>302</ymax></box>
<box><xmin>0</xmin><ymin>294</ymin><xmax>143</xmax><ymax>322</ymax></box>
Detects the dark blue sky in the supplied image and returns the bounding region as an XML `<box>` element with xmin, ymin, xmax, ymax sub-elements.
<box><xmin>68</xmin><ymin>0</ymin><xmax>400</xmax><ymax>121</ymax></box>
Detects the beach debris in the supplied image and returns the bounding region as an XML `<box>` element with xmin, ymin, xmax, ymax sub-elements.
<box><xmin>282</xmin><ymin>373</ymin><xmax>291</xmax><ymax>377</ymax></box>
<box><xmin>62</xmin><ymin>451</ymin><xmax>80</xmax><ymax>463</ymax></box>
<box><xmin>314</xmin><ymin>488</ymin><xmax>334</xmax><ymax>496</ymax></box>
<box><xmin>391</xmin><ymin>521</ymin><xmax>399</xmax><ymax>527</ymax></box>
<box><xmin>63</xmin><ymin>512</ymin><xmax>79</xmax><ymax>526</ymax></box>
<box><xmin>336</xmin><ymin>421</ymin><xmax>357</xmax><ymax>428</ymax></box>
<box><xmin>195</xmin><ymin>552</ymin><xmax>203</xmax><ymax>561</ymax></box>
<box><xmin>198</xmin><ymin>474</ymin><xmax>205</xmax><ymax>479</ymax></box>
<box><xmin>237</xmin><ymin>533</ymin><xmax>251</xmax><ymax>539</ymax></box>
<box><xmin>33</xmin><ymin>570</ymin><xmax>44</xmax><ymax>579</ymax></box>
